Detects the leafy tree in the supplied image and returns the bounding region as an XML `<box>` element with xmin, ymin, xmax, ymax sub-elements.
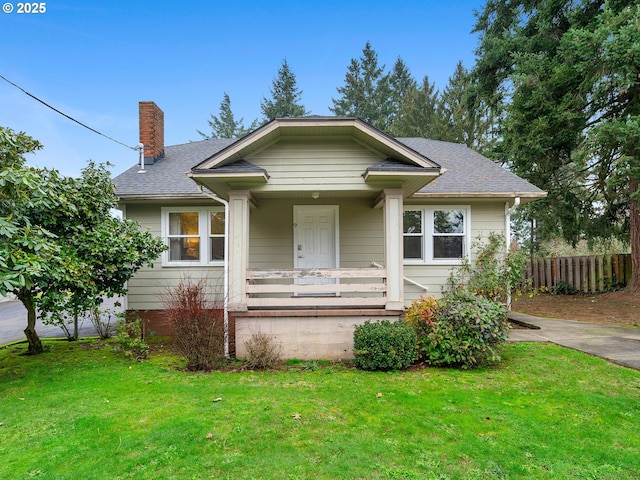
<box><xmin>330</xmin><ymin>42</ymin><xmax>393</xmax><ymax>131</ymax></box>
<box><xmin>197</xmin><ymin>92</ymin><xmax>257</xmax><ymax>139</ymax></box>
<box><xmin>261</xmin><ymin>59</ymin><xmax>308</xmax><ymax>122</ymax></box>
<box><xmin>0</xmin><ymin>127</ymin><xmax>166</xmax><ymax>353</ymax></box>
<box><xmin>472</xmin><ymin>0</ymin><xmax>640</xmax><ymax>292</ymax></box>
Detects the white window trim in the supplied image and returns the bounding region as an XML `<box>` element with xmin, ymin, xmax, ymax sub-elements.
<box><xmin>161</xmin><ymin>206</ymin><xmax>225</xmax><ymax>267</ymax></box>
<box><xmin>403</xmin><ymin>205</ymin><xmax>471</xmax><ymax>265</ymax></box>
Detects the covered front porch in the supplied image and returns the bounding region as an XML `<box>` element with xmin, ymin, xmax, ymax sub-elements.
<box><xmin>218</xmin><ymin>191</ymin><xmax>414</xmax><ymax>359</ymax></box>
<box><xmin>224</xmin><ymin>190</ymin><xmax>407</xmax><ymax>314</ymax></box>
<box><xmin>186</xmin><ymin>117</ymin><xmax>442</xmax><ymax>357</ymax></box>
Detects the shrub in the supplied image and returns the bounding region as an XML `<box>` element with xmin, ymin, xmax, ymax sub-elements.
<box><xmin>421</xmin><ymin>290</ymin><xmax>509</xmax><ymax>369</ymax></box>
<box><xmin>164</xmin><ymin>277</ymin><xmax>225</xmax><ymax>371</ymax></box>
<box><xmin>403</xmin><ymin>295</ymin><xmax>438</xmax><ymax>355</ymax></box>
<box><xmin>551</xmin><ymin>280</ymin><xmax>577</xmax><ymax>295</ymax></box>
<box><xmin>353</xmin><ymin>320</ymin><xmax>417</xmax><ymax>371</ymax></box>
<box><xmin>447</xmin><ymin>232</ymin><xmax>530</xmax><ymax>304</ymax></box>
<box><xmin>244</xmin><ymin>331</ymin><xmax>282</xmax><ymax>370</ymax></box>
<box><xmin>90</xmin><ymin>303</ymin><xmax>121</xmax><ymax>339</ymax></box>
<box><xmin>115</xmin><ymin>318</ymin><xmax>149</xmax><ymax>361</ymax></box>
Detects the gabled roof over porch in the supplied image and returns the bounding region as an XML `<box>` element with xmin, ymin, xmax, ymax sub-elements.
<box><xmin>187</xmin><ymin>117</ymin><xmax>443</xmax><ymax>201</ymax></box>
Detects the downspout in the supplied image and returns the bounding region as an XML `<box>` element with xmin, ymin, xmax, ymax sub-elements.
<box><xmin>505</xmin><ymin>197</ymin><xmax>521</xmax><ymax>310</ymax></box>
<box><xmin>199</xmin><ymin>185</ymin><xmax>230</xmax><ymax>357</ymax></box>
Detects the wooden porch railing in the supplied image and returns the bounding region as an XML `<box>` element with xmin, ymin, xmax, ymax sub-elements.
<box><xmin>246</xmin><ymin>267</ymin><xmax>388</xmax><ymax>308</ymax></box>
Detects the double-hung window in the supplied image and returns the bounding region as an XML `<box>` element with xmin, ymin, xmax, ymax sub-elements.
<box><xmin>161</xmin><ymin>207</ymin><xmax>225</xmax><ymax>266</ymax></box>
<box><xmin>403</xmin><ymin>206</ymin><xmax>470</xmax><ymax>263</ymax></box>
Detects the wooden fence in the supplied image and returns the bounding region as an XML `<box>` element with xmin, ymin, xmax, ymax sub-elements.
<box><xmin>525</xmin><ymin>254</ymin><xmax>632</xmax><ymax>293</ymax></box>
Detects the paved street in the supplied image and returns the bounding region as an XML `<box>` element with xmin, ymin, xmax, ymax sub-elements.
<box><xmin>0</xmin><ymin>297</ymin><xmax>123</xmax><ymax>346</ymax></box>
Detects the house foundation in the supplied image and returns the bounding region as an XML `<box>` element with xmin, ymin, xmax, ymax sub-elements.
<box><xmin>232</xmin><ymin>308</ymin><xmax>403</xmax><ymax>360</ymax></box>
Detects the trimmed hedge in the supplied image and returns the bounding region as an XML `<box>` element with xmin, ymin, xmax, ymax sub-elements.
<box><xmin>353</xmin><ymin>320</ymin><xmax>417</xmax><ymax>371</ymax></box>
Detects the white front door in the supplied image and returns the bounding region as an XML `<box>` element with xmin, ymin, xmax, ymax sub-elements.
<box><xmin>293</xmin><ymin>205</ymin><xmax>339</xmax><ymax>286</ymax></box>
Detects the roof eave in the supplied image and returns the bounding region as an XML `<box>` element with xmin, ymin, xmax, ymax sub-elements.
<box><xmin>363</xmin><ymin>169</ymin><xmax>442</xmax><ymax>182</ymax></box>
<box><xmin>187</xmin><ymin>170</ymin><xmax>269</xmax><ymax>183</ymax></box>
<box><xmin>116</xmin><ymin>193</ymin><xmax>208</xmax><ymax>201</ymax></box>
<box><xmin>195</xmin><ymin>117</ymin><xmax>442</xmax><ymax>171</ymax></box>
<box><xmin>411</xmin><ymin>191</ymin><xmax>547</xmax><ymax>202</ymax></box>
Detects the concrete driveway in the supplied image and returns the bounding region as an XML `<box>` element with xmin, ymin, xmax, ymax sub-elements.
<box><xmin>509</xmin><ymin>311</ymin><xmax>640</xmax><ymax>371</ymax></box>
<box><xmin>0</xmin><ymin>297</ymin><xmax>123</xmax><ymax>346</ymax></box>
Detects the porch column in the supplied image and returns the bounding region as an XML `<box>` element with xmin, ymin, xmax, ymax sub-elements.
<box><xmin>384</xmin><ymin>189</ymin><xmax>404</xmax><ymax>310</ymax></box>
<box><xmin>228</xmin><ymin>190</ymin><xmax>251</xmax><ymax>312</ymax></box>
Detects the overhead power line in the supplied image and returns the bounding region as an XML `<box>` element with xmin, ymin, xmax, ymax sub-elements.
<box><xmin>0</xmin><ymin>74</ymin><xmax>138</xmax><ymax>151</ymax></box>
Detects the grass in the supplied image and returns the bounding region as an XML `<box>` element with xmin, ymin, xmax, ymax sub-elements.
<box><xmin>1</xmin><ymin>339</ymin><xmax>639</xmax><ymax>479</ymax></box>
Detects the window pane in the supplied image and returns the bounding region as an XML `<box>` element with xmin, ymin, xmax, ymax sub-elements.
<box><xmin>169</xmin><ymin>212</ymin><xmax>199</xmax><ymax>235</ymax></box>
<box><xmin>403</xmin><ymin>210</ymin><xmax>422</xmax><ymax>234</ymax></box>
<box><xmin>433</xmin><ymin>236</ymin><xmax>463</xmax><ymax>259</ymax></box>
<box><xmin>210</xmin><ymin>212</ymin><xmax>225</xmax><ymax>235</ymax></box>
<box><xmin>433</xmin><ymin>210</ymin><xmax>464</xmax><ymax>234</ymax></box>
<box><xmin>169</xmin><ymin>238</ymin><xmax>200</xmax><ymax>261</ymax></box>
<box><xmin>210</xmin><ymin>237</ymin><xmax>224</xmax><ymax>261</ymax></box>
<box><xmin>404</xmin><ymin>236</ymin><xmax>422</xmax><ymax>259</ymax></box>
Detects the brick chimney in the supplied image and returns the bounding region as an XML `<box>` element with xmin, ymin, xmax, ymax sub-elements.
<box><xmin>139</xmin><ymin>101</ymin><xmax>164</xmax><ymax>164</ymax></box>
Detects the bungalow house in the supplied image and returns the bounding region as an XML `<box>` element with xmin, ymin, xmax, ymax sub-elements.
<box><xmin>113</xmin><ymin>102</ymin><xmax>545</xmax><ymax>359</ymax></box>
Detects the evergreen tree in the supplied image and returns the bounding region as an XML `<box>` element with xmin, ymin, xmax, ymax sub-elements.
<box><xmin>392</xmin><ymin>75</ymin><xmax>439</xmax><ymax>138</ymax></box>
<box><xmin>431</xmin><ymin>61</ymin><xmax>494</xmax><ymax>152</ymax></box>
<box><xmin>197</xmin><ymin>93</ymin><xmax>257</xmax><ymax>139</ymax></box>
<box><xmin>473</xmin><ymin>0</ymin><xmax>640</xmax><ymax>292</ymax></box>
<box><xmin>261</xmin><ymin>59</ymin><xmax>308</xmax><ymax>122</ymax></box>
<box><xmin>330</xmin><ymin>42</ymin><xmax>392</xmax><ymax>131</ymax></box>
<box><xmin>393</xmin><ymin>75</ymin><xmax>438</xmax><ymax>138</ymax></box>
<box><xmin>386</xmin><ymin>58</ymin><xmax>418</xmax><ymax>136</ymax></box>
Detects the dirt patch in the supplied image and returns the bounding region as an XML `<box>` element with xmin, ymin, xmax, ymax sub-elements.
<box><xmin>511</xmin><ymin>291</ymin><xmax>640</xmax><ymax>327</ymax></box>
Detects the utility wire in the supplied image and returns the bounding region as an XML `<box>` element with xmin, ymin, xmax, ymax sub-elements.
<box><xmin>0</xmin><ymin>74</ymin><xmax>138</xmax><ymax>151</ymax></box>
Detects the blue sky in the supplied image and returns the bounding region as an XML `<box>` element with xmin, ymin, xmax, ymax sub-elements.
<box><xmin>1</xmin><ymin>0</ymin><xmax>485</xmax><ymax>177</ymax></box>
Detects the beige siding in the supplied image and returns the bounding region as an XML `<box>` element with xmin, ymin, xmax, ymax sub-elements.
<box><xmin>248</xmin><ymin>138</ymin><xmax>384</xmax><ymax>193</ymax></box>
<box><xmin>249</xmin><ymin>198</ymin><xmax>384</xmax><ymax>269</ymax></box>
<box><xmin>124</xmin><ymin>200</ymin><xmax>507</xmax><ymax>310</ymax></box>
<box><xmin>124</xmin><ymin>204</ymin><xmax>224</xmax><ymax>311</ymax></box>
<box><xmin>403</xmin><ymin>201</ymin><xmax>506</xmax><ymax>304</ymax></box>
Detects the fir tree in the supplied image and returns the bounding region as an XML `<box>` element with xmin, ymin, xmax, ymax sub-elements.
<box><xmin>392</xmin><ymin>75</ymin><xmax>439</xmax><ymax>138</ymax></box>
<box><xmin>261</xmin><ymin>59</ymin><xmax>308</xmax><ymax>122</ymax></box>
<box><xmin>432</xmin><ymin>61</ymin><xmax>493</xmax><ymax>152</ymax></box>
<box><xmin>198</xmin><ymin>93</ymin><xmax>257</xmax><ymax>139</ymax></box>
<box><xmin>386</xmin><ymin>58</ymin><xmax>418</xmax><ymax>136</ymax></box>
<box><xmin>330</xmin><ymin>42</ymin><xmax>392</xmax><ymax>131</ymax></box>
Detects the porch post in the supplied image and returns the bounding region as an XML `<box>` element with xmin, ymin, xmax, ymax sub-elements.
<box><xmin>384</xmin><ymin>188</ymin><xmax>404</xmax><ymax>310</ymax></box>
<box><xmin>228</xmin><ymin>190</ymin><xmax>250</xmax><ymax>312</ymax></box>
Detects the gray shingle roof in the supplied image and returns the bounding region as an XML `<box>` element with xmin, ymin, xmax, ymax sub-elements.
<box><xmin>113</xmin><ymin>138</ymin><xmax>234</xmax><ymax>198</ymax></box>
<box><xmin>113</xmin><ymin>134</ymin><xmax>543</xmax><ymax>199</ymax></box>
<box><xmin>399</xmin><ymin>138</ymin><xmax>544</xmax><ymax>197</ymax></box>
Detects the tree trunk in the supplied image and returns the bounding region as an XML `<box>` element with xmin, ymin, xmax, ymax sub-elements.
<box><xmin>627</xmin><ymin>179</ymin><xmax>640</xmax><ymax>295</ymax></box>
<box><xmin>20</xmin><ymin>292</ymin><xmax>44</xmax><ymax>354</ymax></box>
<box><xmin>73</xmin><ymin>311</ymin><xmax>79</xmax><ymax>341</ymax></box>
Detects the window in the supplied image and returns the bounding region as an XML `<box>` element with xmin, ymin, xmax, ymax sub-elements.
<box><xmin>161</xmin><ymin>207</ymin><xmax>225</xmax><ymax>266</ymax></box>
<box><xmin>403</xmin><ymin>207</ymin><xmax>470</xmax><ymax>263</ymax></box>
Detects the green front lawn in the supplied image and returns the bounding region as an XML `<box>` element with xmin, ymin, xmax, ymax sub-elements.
<box><xmin>0</xmin><ymin>340</ymin><xmax>638</xmax><ymax>479</ymax></box>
